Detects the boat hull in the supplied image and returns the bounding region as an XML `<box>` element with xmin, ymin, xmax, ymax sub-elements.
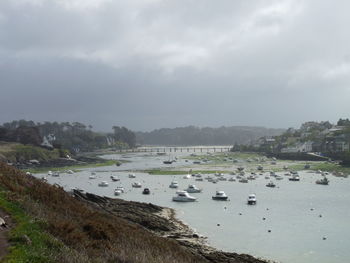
<box><xmin>212</xmin><ymin>196</ymin><xmax>228</xmax><ymax>201</ymax></box>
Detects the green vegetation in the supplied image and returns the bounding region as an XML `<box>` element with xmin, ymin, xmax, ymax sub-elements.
<box><xmin>185</xmin><ymin>152</ymin><xmax>262</xmax><ymax>162</ymax></box>
<box><xmin>146</xmin><ymin>169</ymin><xmax>229</xmax><ymax>175</ymax></box>
<box><xmin>0</xmin><ymin>142</ymin><xmax>62</xmax><ymax>163</ymax></box>
<box><xmin>24</xmin><ymin>159</ymin><xmax>117</xmax><ymax>174</ymax></box>
<box><xmin>310</xmin><ymin>162</ymin><xmax>350</xmax><ymax>174</ymax></box>
<box><xmin>1</xmin><ymin>120</ymin><xmax>136</xmax><ymax>153</ymax></box>
<box><xmin>0</xmin><ymin>191</ymin><xmax>64</xmax><ymax>263</ymax></box>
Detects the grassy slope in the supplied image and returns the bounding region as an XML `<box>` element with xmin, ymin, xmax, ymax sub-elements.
<box><xmin>0</xmin><ymin>162</ymin><xmax>207</xmax><ymax>263</ymax></box>
<box><xmin>0</xmin><ymin>142</ymin><xmax>61</xmax><ymax>163</ymax></box>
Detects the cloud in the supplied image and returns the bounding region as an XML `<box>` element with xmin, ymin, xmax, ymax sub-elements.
<box><xmin>0</xmin><ymin>0</ymin><xmax>350</xmax><ymax>131</ymax></box>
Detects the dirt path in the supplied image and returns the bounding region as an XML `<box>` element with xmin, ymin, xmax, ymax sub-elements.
<box><xmin>0</xmin><ymin>209</ymin><xmax>12</xmax><ymax>261</ymax></box>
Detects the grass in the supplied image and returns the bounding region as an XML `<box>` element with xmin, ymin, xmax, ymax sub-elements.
<box><xmin>309</xmin><ymin>162</ymin><xmax>350</xmax><ymax>174</ymax></box>
<box><xmin>0</xmin><ymin>191</ymin><xmax>63</xmax><ymax>263</ymax></box>
<box><xmin>24</xmin><ymin>160</ymin><xmax>117</xmax><ymax>174</ymax></box>
<box><xmin>0</xmin><ymin>142</ymin><xmax>61</xmax><ymax>163</ymax></box>
<box><xmin>145</xmin><ymin>169</ymin><xmax>230</xmax><ymax>175</ymax></box>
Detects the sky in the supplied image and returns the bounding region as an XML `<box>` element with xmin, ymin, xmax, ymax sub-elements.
<box><xmin>1</xmin><ymin>0</ymin><xmax>350</xmax><ymax>132</ymax></box>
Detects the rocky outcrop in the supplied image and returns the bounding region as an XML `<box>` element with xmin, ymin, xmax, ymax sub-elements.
<box><xmin>73</xmin><ymin>191</ymin><xmax>270</xmax><ymax>263</ymax></box>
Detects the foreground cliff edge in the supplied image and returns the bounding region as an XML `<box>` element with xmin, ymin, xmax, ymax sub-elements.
<box><xmin>0</xmin><ymin>162</ymin><xmax>270</xmax><ymax>263</ymax></box>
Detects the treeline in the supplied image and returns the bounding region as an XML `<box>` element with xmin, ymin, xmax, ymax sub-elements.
<box><xmin>136</xmin><ymin>126</ymin><xmax>284</xmax><ymax>146</ymax></box>
<box><xmin>0</xmin><ymin>120</ymin><xmax>136</xmax><ymax>153</ymax></box>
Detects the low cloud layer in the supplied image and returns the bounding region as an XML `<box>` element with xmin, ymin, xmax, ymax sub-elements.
<box><xmin>1</xmin><ymin>0</ymin><xmax>349</xmax><ymax>131</ymax></box>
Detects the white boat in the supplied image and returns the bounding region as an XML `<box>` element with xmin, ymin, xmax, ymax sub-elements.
<box><xmin>212</xmin><ymin>191</ymin><xmax>228</xmax><ymax>201</ymax></box>
<box><xmin>114</xmin><ymin>189</ymin><xmax>123</xmax><ymax>196</ymax></box>
<box><xmin>47</xmin><ymin>171</ymin><xmax>53</xmax><ymax>176</ymax></box>
<box><xmin>185</xmin><ymin>184</ymin><xmax>202</xmax><ymax>193</ymax></box>
<box><xmin>247</xmin><ymin>194</ymin><xmax>257</xmax><ymax>205</ymax></box>
<box><xmin>276</xmin><ymin>175</ymin><xmax>283</xmax><ymax>180</ymax></box>
<box><xmin>316</xmin><ymin>177</ymin><xmax>329</xmax><ymax>185</ymax></box>
<box><xmin>110</xmin><ymin>175</ymin><xmax>120</xmax><ymax>181</ymax></box>
<box><xmin>98</xmin><ymin>181</ymin><xmax>109</xmax><ymax>187</ymax></box>
<box><xmin>183</xmin><ymin>174</ymin><xmax>191</xmax><ymax>179</ymax></box>
<box><xmin>289</xmin><ymin>174</ymin><xmax>300</xmax><ymax>181</ymax></box>
<box><xmin>52</xmin><ymin>172</ymin><xmax>60</xmax><ymax>177</ymax></box>
<box><xmin>128</xmin><ymin>173</ymin><xmax>136</xmax><ymax>178</ymax></box>
<box><xmin>115</xmin><ymin>186</ymin><xmax>125</xmax><ymax>193</ymax></box>
<box><xmin>172</xmin><ymin>191</ymin><xmax>196</xmax><ymax>202</ymax></box>
<box><xmin>132</xmin><ymin>182</ymin><xmax>142</xmax><ymax>188</ymax></box>
<box><xmin>67</xmin><ymin>170</ymin><xmax>74</xmax><ymax>174</ymax></box>
<box><xmin>228</xmin><ymin>177</ymin><xmax>236</xmax><ymax>182</ymax></box>
<box><xmin>169</xmin><ymin>181</ymin><xmax>179</xmax><ymax>188</ymax></box>
<box><xmin>89</xmin><ymin>175</ymin><xmax>96</xmax><ymax>179</ymax></box>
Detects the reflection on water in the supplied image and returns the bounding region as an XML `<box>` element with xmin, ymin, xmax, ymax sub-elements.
<box><xmin>36</xmin><ymin>152</ymin><xmax>350</xmax><ymax>263</ymax></box>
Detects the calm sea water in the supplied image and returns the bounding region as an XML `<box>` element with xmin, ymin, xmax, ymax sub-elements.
<box><xmin>36</xmin><ymin>152</ymin><xmax>350</xmax><ymax>263</ymax></box>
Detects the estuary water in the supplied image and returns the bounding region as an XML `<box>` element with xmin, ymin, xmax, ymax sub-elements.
<box><xmin>36</xmin><ymin>151</ymin><xmax>350</xmax><ymax>263</ymax></box>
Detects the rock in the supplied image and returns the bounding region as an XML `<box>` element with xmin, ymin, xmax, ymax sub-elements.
<box><xmin>22</xmin><ymin>234</ymin><xmax>32</xmax><ymax>245</ymax></box>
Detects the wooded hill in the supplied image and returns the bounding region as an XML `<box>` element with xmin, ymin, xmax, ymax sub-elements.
<box><xmin>136</xmin><ymin>126</ymin><xmax>284</xmax><ymax>146</ymax></box>
<box><xmin>0</xmin><ymin>120</ymin><xmax>136</xmax><ymax>153</ymax></box>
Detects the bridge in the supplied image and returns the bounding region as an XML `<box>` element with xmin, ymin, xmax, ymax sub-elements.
<box><xmin>116</xmin><ymin>146</ymin><xmax>232</xmax><ymax>153</ymax></box>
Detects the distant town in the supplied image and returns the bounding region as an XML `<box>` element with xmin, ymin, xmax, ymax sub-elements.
<box><xmin>233</xmin><ymin>118</ymin><xmax>350</xmax><ymax>164</ymax></box>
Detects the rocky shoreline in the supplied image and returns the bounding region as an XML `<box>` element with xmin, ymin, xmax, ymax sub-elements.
<box><xmin>73</xmin><ymin>191</ymin><xmax>271</xmax><ymax>263</ymax></box>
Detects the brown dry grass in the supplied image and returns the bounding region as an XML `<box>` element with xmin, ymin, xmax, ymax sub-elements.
<box><xmin>0</xmin><ymin>162</ymin><xmax>207</xmax><ymax>263</ymax></box>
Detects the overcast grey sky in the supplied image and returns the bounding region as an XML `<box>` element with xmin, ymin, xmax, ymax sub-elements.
<box><xmin>1</xmin><ymin>0</ymin><xmax>349</xmax><ymax>131</ymax></box>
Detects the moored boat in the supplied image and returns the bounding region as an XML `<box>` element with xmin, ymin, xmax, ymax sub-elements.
<box><xmin>247</xmin><ymin>194</ymin><xmax>257</xmax><ymax>205</ymax></box>
<box><xmin>266</xmin><ymin>181</ymin><xmax>276</xmax><ymax>188</ymax></box>
<box><xmin>132</xmin><ymin>182</ymin><xmax>142</xmax><ymax>188</ymax></box>
<box><xmin>212</xmin><ymin>191</ymin><xmax>228</xmax><ymax>201</ymax></box>
<box><xmin>110</xmin><ymin>175</ymin><xmax>120</xmax><ymax>181</ymax></box>
<box><xmin>98</xmin><ymin>181</ymin><xmax>109</xmax><ymax>187</ymax></box>
<box><xmin>289</xmin><ymin>174</ymin><xmax>300</xmax><ymax>181</ymax></box>
<box><xmin>142</xmin><ymin>188</ymin><xmax>151</xmax><ymax>194</ymax></box>
<box><xmin>172</xmin><ymin>191</ymin><xmax>196</xmax><ymax>202</ymax></box>
<box><xmin>316</xmin><ymin>177</ymin><xmax>329</xmax><ymax>185</ymax></box>
<box><xmin>169</xmin><ymin>181</ymin><xmax>179</xmax><ymax>188</ymax></box>
<box><xmin>185</xmin><ymin>184</ymin><xmax>202</xmax><ymax>193</ymax></box>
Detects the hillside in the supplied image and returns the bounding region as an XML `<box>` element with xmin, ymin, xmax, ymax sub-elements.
<box><xmin>136</xmin><ymin>126</ymin><xmax>285</xmax><ymax>146</ymax></box>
